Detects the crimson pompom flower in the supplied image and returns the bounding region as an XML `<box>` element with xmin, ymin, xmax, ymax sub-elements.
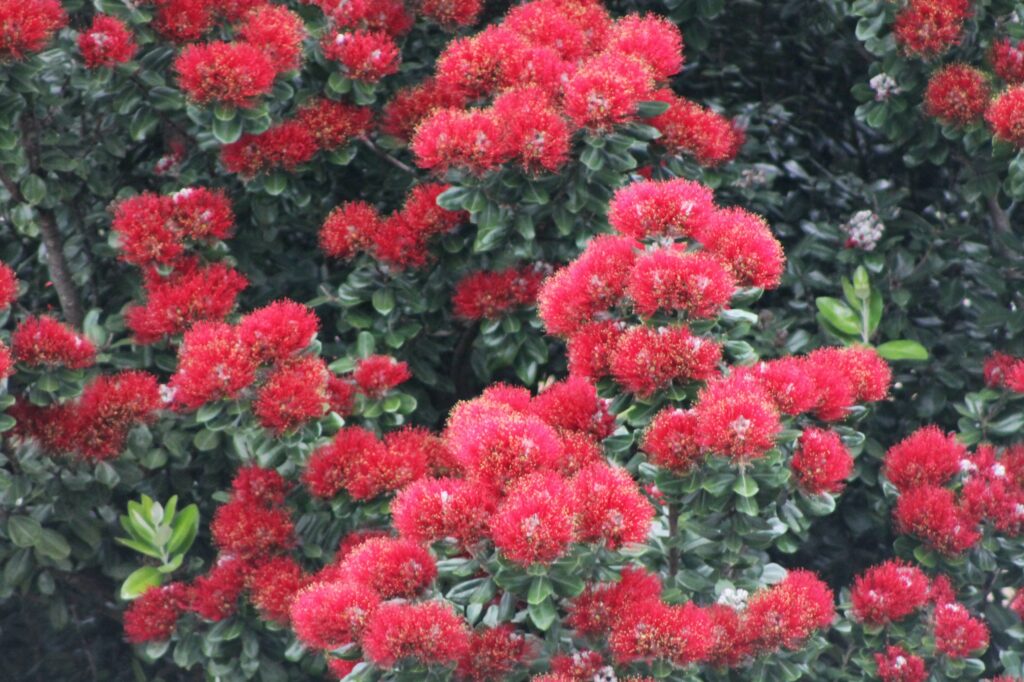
<box><xmin>254</xmin><ymin>357</ymin><xmax>330</xmax><ymax>433</ymax></box>
<box><xmin>352</xmin><ymin>354</ymin><xmax>411</xmax><ymax>398</ymax></box>
<box><xmin>78</xmin><ymin>15</ymin><xmax>136</xmax><ymax>68</ymax></box>
<box><xmin>933</xmin><ymin>602</ymin><xmax>989</xmax><ymax>658</ymax></box>
<box><xmin>420</xmin><ymin>0</ymin><xmax>481</xmax><ymax>27</ymax></box>
<box><xmin>339</xmin><ymin>537</ymin><xmax>437</xmax><ymax>599</ymax></box>
<box><xmin>850</xmin><ymin>560</ymin><xmax>931</xmax><ymax>625</ymax></box>
<box><xmin>874</xmin><ymin>646</ymin><xmax>927</xmax><ymax>682</ymax></box>
<box><xmin>238</xmin><ymin>299</ymin><xmax>319</xmax><ymax>365</ymax></box>
<box><xmin>0</xmin><ymin>342</ymin><xmax>12</xmax><ymax>380</ymax></box>
<box><xmin>748</xmin><ymin>358</ymin><xmax>818</xmax><ymax>415</ymax></box>
<box><xmin>210</xmin><ymin>499</ymin><xmax>294</xmax><ymax>558</ymax></box>
<box><xmin>893</xmin><ymin>485</ymin><xmax>980</xmax><ymax>555</ymax></box>
<box><xmin>319</xmin><ymin>200</ymin><xmax>382</xmax><ymax>260</ymax></box>
<box><xmin>491</xmin><ymin>88</ymin><xmax>570</xmax><ymax>173</ymax></box>
<box><xmin>168</xmin><ymin>187</ymin><xmax>235</xmax><ymax>240</ymax></box>
<box><xmin>11</xmin><ymin>315</ymin><xmax>95</xmax><ymax>369</ymax></box>
<box><xmin>295</xmin><ymin>98</ymin><xmax>372</xmax><ymax>149</ymax></box>
<box><xmin>566</xmin><ymin>321</ymin><xmax>625</xmax><ymax>380</ymax></box>
<box><xmin>411</xmin><ymin>108</ymin><xmax>509</xmax><ymax>174</ymax></box>
<box><xmin>344</xmin><ymin>432</ymin><xmax>429</xmax><ymax>502</ymax></box>
<box><xmin>642</xmin><ymin>408</ymin><xmax>703</xmax><ymax>474</ymax></box>
<box><xmin>986</xmin><ymin>86</ymin><xmax>1024</xmax><ymax>147</ymax></box>
<box><xmin>611</xmin><ymin>325</ymin><xmax>722</xmax><ymax>397</ymax></box>
<box><xmin>694</xmin><ymin>377</ymin><xmax>781</xmax><ymax>461</ymax></box>
<box><xmin>152</xmin><ymin>0</ymin><xmax>215</xmax><ymax>44</ymax></box>
<box><xmin>1011</xmin><ymin>591</ymin><xmax>1024</xmax><ymax>620</ymax></box>
<box><xmin>802</xmin><ymin>350</ymin><xmax>858</xmax><ymax>421</ymax></box>
<box><xmin>884</xmin><ymin>425</ymin><xmax>965</xmax><ymax>492</ymax></box>
<box><xmin>562</xmin><ymin>52</ymin><xmax>653</xmax><ymax>130</ymax></box>
<box><xmin>323</xmin><ymin>30</ymin><xmax>400</xmax><ymax>82</ymax></box>
<box><xmin>649</xmin><ymin>93</ymin><xmax>745</xmax><ymax>166</ymax></box>
<box><xmin>330</xmin><ymin>0</ymin><xmax>412</xmax><ymax>36</ymax></box>
<box><xmin>628</xmin><ymin>248</ymin><xmax>736</xmax><ymax>319</ymax></box>
<box><xmin>381</xmin><ymin>78</ymin><xmax>468</xmax><ymax>140</ymax></box>
<box><xmin>248</xmin><ymin>557</ymin><xmax>307</xmax><ymax>624</ymax></box>
<box><xmin>491</xmin><ymin>471</ymin><xmax>577</xmax><ymax>566</ymax></box>
<box><xmin>169</xmin><ymin>323</ymin><xmax>256</xmax><ymax>410</ymax></box>
<box><xmin>605</xmin><ymin>14</ymin><xmax>683</xmax><ymax>81</ymax></box>
<box><xmin>571</xmin><ymin>462</ymin><xmax>653</xmax><ymax>549</ymax></box>
<box><xmin>607</xmin><ymin>178</ymin><xmax>716</xmax><ymax>241</ymax></box>
<box><xmin>386</xmin><ymin>425</ymin><xmax>461</xmax><ymax>477</ymax></box>
<box><xmin>550</xmin><ymin>650</ymin><xmax>606</xmax><ymax>679</ymax></box>
<box><xmin>892</xmin><ymin>0</ymin><xmax>970</xmax><ymax>59</ymax></box>
<box><xmin>0</xmin><ymin>0</ymin><xmax>66</xmax><ymax>61</ymax></box>
<box><xmin>538</xmin><ymin>233</ymin><xmax>639</xmax><ymax>333</ymax></box>
<box><xmin>742</xmin><ymin>570</ymin><xmax>834</xmax><ymax>653</ymax></box>
<box><xmin>608</xmin><ymin>600</ymin><xmax>711</xmax><ymax>665</ymax></box>
<box><xmin>531</xmin><ymin>375</ymin><xmax>615</xmax><ymax>440</ymax></box>
<box><xmin>0</xmin><ymin>261</ymin><xmax>17</xmax><ymax>309</ymax></box>
<box><xmin>125</xmin><ymin>262</ymin><xmax>248</xmax><ymax>344</ymax></box>
<box><xmin>991</xmin><ymin>38</ymin><xmax>1024</xmax><ymax>84</ymax></box>
<box><xmin>391</xmin><ymin>477</ymin><xmax>494</xmax><ymax>547</ymax></box>
<box><xmin>566</xmin><ymin>567</ymin><xmax>663</xmax><ymax>637</ymax></box>
<box><xmin>123</xmin><ymin>583</ymin><xmax>189</xmax><ymax>644</ymax></box>
<box><xmin>704</xmin><ymin>604</ymin><xmax>749</xmax><ymax>668</ymax></box>
<box><xmin>457</xmin><ymin>625</ymin><xmax>528</xmax><ymax>682</ymax></box>
<box><xmin>304</xmin><ymin>426</ymin><xmax>385</xmax><ymax>498</ymax></box>
<box><xmin>71</xmin><ymin>370</ymin><xmax>162</xmax><ymax>461</ymax></box>
<box><xmin>434</xmin><ymin>27</ymin><xmax>529</xmax><ymax>100</ymax></box>
<box><xmin>503</xmin><ymin>1</ymin><xmax>589</xmax><ymax>61</ymax></box>
<box><xmin>452</xmin><ymin>265</ymin><xmax>547</xmax><ymax>320</ymax></box>
<box><xmin>791</xmin><ymin>428</ymin><xmax>853</xmax><ymax>495</ymax></box>
<box><xmin>232</xmin><ymin>466</ymin><xmax>290</xmax><ymax>507</ymax></box>
<box><xmin>924</xmin><ymin>65</ymin><xmax>990</xmax><ymax>127</ymax></box>
<box><xmin>290</xmin><ymin>580</ymin><xmax>380</xmax><ymax>650</ymax></box>
<box><xmin>834</xmin><ymin>345</ymin><xmax>892</xmax><ymax>403</ymax></box>
<box><xmin>697</xmin><ymin>207</ymin><xmax>784</xmax><ymax>289</ymax></box>
<box><xmin>361</xmin><ymin>601</ymin><xmax>470</xmax><ymax>668</ymax></box>
<box><xmin>110</xmin><ymin>193</ymin><xmax>180</xmax><ymax>266</ymax></box>
<box><xmin>188</xmin><ymin>556</ymin><xmax>250</xmax><ymax>621</ymax></box>
<box><xmin>237</xmin><ymin>5</ymin><xmax>306</xmax><ymax>73</ymax></box>
<box><xmin>220</xmin><ymin>121</ymin><xmax>319</xmax><ymax>177</ymax></box>
<box><xmin>174</xmin><ymin>41</ymin><xmax>277</xmax><ymax>108</ymax></box>
<box><xmin>446</xmin><ymin>408</ymin><xmax>562</xmax><ymax>491</ymax></box>
<box><xmin>984</xmin><ymin>352</ymin><xmax>1019</xmax><ymax>388</ymax></box>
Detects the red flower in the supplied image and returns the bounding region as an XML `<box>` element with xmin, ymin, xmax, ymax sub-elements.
<box><xmin>611</xmin><ymin>325</ymin><xmax>723</xmax><ymax>397</ymax></box>
<box><xmin>381</xmin><ymin>78</ymin><xmax>468</xmax><ymax>141</ymax></box>
<box><xmin>361</xmin><ymin>601</ymin><xmax>470</xmax><ymax>668</ymax></box>
<box><xmin>385</xmin><ymin>425</ymin><xmax>462</xmax><ymax>476</ymax></box>
<box><xmin>628</xmin><ymin>248</ymin><xmax>736</xmax><ymax>319</ymax></box>
<box><xmin>791</xmin><ymin>428</ymin><xmax>853</xmax><ymax>495</ymax></box>
<box><xmin>694</xmin><ymin>376</ymin><xmax>781</xmax><ymax>461</ymax></box>
<box><xmin>984</xmin><ymin>351</ymin><xmax>1019</xmax><ymax>388</ymax></box>
<box><xmin>747</xmin><ymin>358</ymin><xmax>819</xmax><ymax>415</ymax></box>
<box><xmin>295</xmin><ymin>98</ymin><xmax>372</xmax><ymax>149</ymax></box>
<box><xmin>152</xmin><ymin>0</ymin><xmax>215</xmax><ymax>44</ymax></box>
<box><xmin>531</xmin><ymin>375</ymin><xmax>615</xmax><ymax>440</ymax></box>
<box><xmin>253</xmin><ymin>357</ymin><xmax>330</xmax><ymax>433</ymax></box>
<box><xmin>562</xmin><ymin>52</ymin><xmax>653</xmax><ymax>130</ymax></box>
<box><xmin>78</xmin><ymin>15</ymin><xmax>136</xmax><ymax>68</ymax></box>
<box><xmin>231</xmin><ymin>466</ymin><xmax>290</xmax><ymax>507</ymax></box>
<box><xmin>453</xmin><ymin>264</ymin><xmax>547</xmax><ymax>320</ymax></box>
<box><xmin>557</xmin><ymin>430</ymin><xmax>605</xmax><ymax>476</ymax></box>
<box><xmin>991</xmin><ymin>38</ymin><xmax>1024</xmax><ymax>84</ymax></box>
<box><xmin>894</xmin><ymin>485</ymin><xmax>980</xmax><ymax>555</ymax></box>
<box><xmin>893</xmin><ymin>0</ymin><xmax>970</xmax><ymax>59</ymax></box>
<box><xmin>248</xmin><ymin>556</ymin><xmax>307</xmax><ymax>624</ymax></box>
<box><xmin>352</xmin><ymin>354</ymin><xmax>411</xmax><ymax>397</ymax></box>
<box><xmin>566</xmin><ymin>567</ymin><xmax>663</xmax><ymax>637</ymax></box>
<box><xmin>850</xmin><ymin>560</ymin><xmax>931</xmax><ymax>625</ymax></box>
<box><xmin>491</xmin><ymin>471</ymin><xmax>577</xmax><ymax>566</ymax></box>
<box><xmin>110</xmin><ymin>193</ymin><xmax>180</xmax><ymax>266</ymax></box>
<box><xmin>608</xmin><ymin>599</ymin><xmax>711</xmax><ymax>665</ymax></box>
<box><xmin>290</xmin><ymin>581</ymin><xmax>380</xmax><ymax>650</ymax></box>
<box><xmin>411</xmin><ymin>108</ymin><xmax>509</xmax><ymax>174</ymax></box>
<box><xmin>884</xmin><ymin>425</ymin><xmax>965</xmax><ymax>492</ymax></box>
<box><xmin>0</xmin><ymin>342</ymin><xmax>12</xmax><ymax>380</ymax></box>
<box><xmin>174</xmin><ymin>41</ymin><xmax>277</xmax><ymax>108</ymax></box>
<box><xmin>834</xmin><ymin>345</ymin><xmax>892</xmax><ymax>403</ymax></box>
<box><xmin>322</xmin><ymin>30</ymin><xmax>400</xmax><ymax>82</ymax></box>
<box><xmin>304</xmin><ymin>426</ymin><xmax>386</xmax><ymax>498</ymax></box>
<box><xmin>608</xmin><ymin>178</ymin><xmax>717</xmax><ymax>241</ymax></box>
<box><xmin>874</xmin><ymin>646</ymin><xmax>927</xmax><ymax>682</ymax></box>
<box><xmin>339</xmin><ymin>537</ymin><xmax>436</xmax><ymax>599</ymax></box>
<box><xmin>319</xmin><ymin>200</ymin><xmax>382</xmax><ymax>260</ymax></box>
<box><xmin>933</xmin><ymin>602</ymin><xmax>989</xmax><ymax>658</ymax></box>
<box><xmin>420</xmin><ymin>0</ymin><xmax>482</xmax><ymax>28</ymax></box>
<box><xmin>566</xmin><ymin>321</ymin><xmax>625</xmax><ymax>380</ymax></box>
<box><xmin>210</xmin><ymin>499</ymin><xmax>294</xmax><ymax>558</ymax></box>
<box><xmin>457</xmin><ymin>625</ymin><xmax>529</xmax><ymax>682</ymax></box>
<box><xmin>649</xmin><ymin>92</ymin><xmax>745</xmax><ymax>166</ymax></box>
<box><xmin>168</xmin><ymin>322</ymin><xmax>257</xmax><ymax>409</ymax></box>
<box><xmin>330</xmin><ymin>0</ymin><xmax>412</xmax><ymax>36</ymax></box>
<box><xmin>705</xmin><ymin>604</ymin><xmax>749</xmax><ymax>667</ymax></box>
<box><xmin>0</xmin><ymin>0</ymin><xmax>66</xmax><ymax>61</ymax></box>
<box><xmin>1011</xmin><ymin>591</ymin><xmax>1024</xmax><ymax>620</ymax></box>
<box><xmin>0</xmin><ymin>260</ymin><xmax>17</xmax><ymax>309</ymax></box>
<box><xmin>742</xmin><ymin>570</ymin><xmax>834</xmax><ymax>653</ymax></box>
<box><xmin>11</xmin><ymin>315</ymin><xmax>95</xmax><ymax>369</ymax></box>
<box><xmin>69</xmin><ymin>370</ymin><xmax>162</xmax><ymax>461</ymax></box>
<box><xmin>238</xmin><ymin>299</ymin><xmax>319</xmax><ymax>364</ymax></box>
<box><xmin>697</xmin><ymin>207</ymin><xmax>784</xmax><ymax>289</ymax></box>
<box><xmin>987</xmin><ymin>86</ymin><xmax>1024</xmax><ymax>147</ymax></box>
<box><xmin>188</xmin><ymin>556</ymin><xmax>250</xmax><ymax>621</ymax></box>
<box><xmin>504</xmin><ymin>1</ymin><xmax>590</xmax><ymax>61</ymax></box>
<box><xmin>491</xmin><ymin>87</ymin><xmax>571</xmax><ymax>173</ymax></box>
<box><xmin>605</xmin><ymin>14</ymin><xmax>683</xmax><ymax>81</ymax></box>
<box><xmin>570</xmin><ymin>462</ymin><xmax>653</xmax><ymax>549</ymax></box>
<box><xmin>643</xmin><ymin>408</ymin><xmax>703</xmax><ymax>474</ymax></box>
<box><xmin>123</xmin><ymin>583</ymin><xmax>189</xmax><ymax>644</ymax></box>
<box><xmin>434</xmin><ymin>27</ymin><xmax>529</xmax><ymax>100</ymax></box>
<box><xmin>344</xmin><ymin>431</ymin><xmax>429</xmax><ymax>501</ymax></box>
<box><xmin>550</xmin><ymin>650</ymin><xmax>606</xmax><ymax>679</ymax></box>
<box><xmin>220</xmin><ymin>121</ymin><xmax>319</xmax><ymax>177</ymax></box>
<box><xmin>237</xmin><ymin>5</ymin><xmax>306</xmax><ymax>73</ymax></box>
<box><xmin>925</xmin><ymin>64</ymin><xmax>990</xmax><ymax>127</ymax></box>
<box><xmin>167</xmin><ymin>187</ymin><xmax>235</xmax><ymax>241</ymax></box>
<box><xmin>391</xmin><ymin>477</ymin><xmax>495</xmax><ymax>547</ymax></box>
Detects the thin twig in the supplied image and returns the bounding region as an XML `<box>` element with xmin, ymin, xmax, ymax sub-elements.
<box><xmin>358</xmin><ymin>135</ymin><xmax>418</xmax><ymax>175</ymax></box>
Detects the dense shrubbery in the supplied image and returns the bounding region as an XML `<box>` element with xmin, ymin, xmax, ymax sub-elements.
<box><xmin>2</xmin><ymin>0</ymin><xmax>1024</xmax><ymax>680</ymax></box>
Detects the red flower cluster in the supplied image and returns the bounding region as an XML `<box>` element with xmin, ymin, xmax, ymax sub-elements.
<box><xmin>0</xmin><ymin>0</ymin><xmax>66</xmax><ymax>61</ymax></box>
<box><xmin>984</xmin><ymin>351</ymin><xmax>1024</xmax><ymax>393</ymax></box>
<box><xmin>77</xmin><ymin>15</ymin><xmax>136</xmax><ymax>68</ymax></box>
<box><xmin>924</xmin><ymin>65</ymin><xmax>991</xmax><ymax>127</ymax></box>
<box><xmin>221</xmin><ymin>99</ymin><xmax>371</xmax><ymax>178</ymax></box>
<box><xmin>0</xmin><ymin>261</ymin><xmax>17</xmax><ymax>310</ymax></box>
<box><xmin>10</xmin><ymin>315</ymin><xmax>95</xmax><ymax>369</ymax></box>
<box><xmin>648</xmin><ymin>90</ymin><xmax>746</xmax><ymax>166</ymax></box>
<box><xmin>790</xmin><ymin>427</ymin><xmax>854</xmax><ymax>494</ymax></box>
<box><xmin>174</xmin><ymin>41</ymin><xmax>278</xmax><ymax>108</ymax></box>
<box><xmin>892</xmin><ymin>0</ymin><xmax>971</xmax><ymax>59</ymax></box>
<box><xmin>933</xmin><ymin>602</ymin><xmax>990</xmax><ymax>658</ymax></box>
<box><xmin>452</xmin><ymin>264</ymin><xmax>550</xmax><ymax>320</ymax></box>
<box><xmin>874</xmin><ymin>646</ymin><xmax>927</xmax><ymax>682</ymax></box>
<box><xmin>351</xmin><ymin>354</ymin><xmax>411</xmax><ymax>398</ymax></box>
<box><xmin>123</xmin><ymin>584</ymin><xmax>191</xmax><ymax>644</ymax></box>
<box><xmin>304</xmin><ymin>425</ymin><xmax>426</xmax><ymax>501</ymax></box>
<box><xmin>991</xmin><ymin>39</ymin><xmax>1024</xmax><ymax>84</ymax></box>
<box><xmin>362</xmin><ymin>601</ymin><xmax>470</xmax><ymax>667</ymax></box>
<box><xmin>987</xmin><ymin>87</ymin><xmax>1024</xmax><ymax>147</ymax></box>
<box><xmin>237</xmin><ymin>4</ymin><xmax>306</xmax><ymax>73</ymax></box>
<box><xmin>850</xmin><ymin>560</ymin><xmax>932</xmax><ymax>625</ymax></box>
<box><xmin>322</xmin><ymin>30</ymin><xmax>400</xmax><ymax>82</ymax></box>
<box><xmin>319</xmin><ymin>183</ymin><xmax>466</xmax><ymax>269</ymax></box>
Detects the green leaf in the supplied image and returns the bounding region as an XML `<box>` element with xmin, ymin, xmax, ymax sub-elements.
<box><xmin>20</xmin><ymin>174</ymin><xmax>45</xmax><ymax>205</ymax></box>
<box><xmin>8</xmin><ymin>516</ymin><xmax>42</xmax><ymax>548</ymax></box>
<box><xmin>876</xmin><ymin>340</ymin><xmax>929</xmax><ymax>361</ymax></box>
<box><xmin>211</xmin><ymin>116</ymin><xmax>243</xmax><ymax>144</ymax></box>
<box><xmin>527</xmin><ymin>596</ymin><xmax>557</xmax><ymax>631</ymax></box>
<box><xmin>35</xmin><ymin>529</ymin><xmax>71</xmax><ymax>561</ymax></box>
<box><xmin>733</xmin><ymin>472</ymin><xmax>759</xmax><ymax>498</ymax></box>
<box><xmin>815</xmin><ymin>297</ymin><xmax>861</xmax><ymax>336</ymax></box>
<box><xmin>527</xmin><ymin>576</ymin><xmax>552</xmax><ymax>605</ymax></box>
<box><xmin>371</xmin><ymin>288</ymin><xmax>395</xmax><ymax>315</ymax></box>
<box><xmin>121</xmin><ymin>567</ymin><xmax>163</xmax><ymax>600</ymax></box>
<box><xmin>355</xmin><ymin>331</ymin><xmax>375</xmax><ymax>358</ymax></box>
<box><xmin>167</xmin><ymin>504</ymin><xmax>199</xmax><ymax>557</ymax></box>
<box><xmin>636</xmin><ymin>100</ymin><xmax>670</xmax><ymax>117</ymax></box>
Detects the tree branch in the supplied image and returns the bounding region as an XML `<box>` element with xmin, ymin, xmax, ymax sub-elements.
<box><xmin>358</xmin><ymin>135</ymin><xmax>418</xmax><ymax>175</ymax></box>
<box><xmin>986</xmin><ymin>193</ymin><xmax>1012</xmax><ymax>233</ymax></box>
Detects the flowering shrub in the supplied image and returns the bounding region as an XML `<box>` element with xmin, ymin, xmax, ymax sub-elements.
<box><xmin>2</xmin><ymin>0</ymin><xmax>1024</xmax><ymax>680</ymax></box>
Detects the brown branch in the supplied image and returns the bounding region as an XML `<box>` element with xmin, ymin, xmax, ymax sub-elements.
<box><xmin>668</xmin><ymin>502</ymin><xmax>680</xmax><ymax>578</ymax></box>
<box><xmin>986</xmin><ymin>194</ymin><xmax>1012</xmax><ymax>233</ymax></box>
<box><xmin>358</xmin><ymin>135</ymin><xmax>418</xmax><ymax>175</ymax></box>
